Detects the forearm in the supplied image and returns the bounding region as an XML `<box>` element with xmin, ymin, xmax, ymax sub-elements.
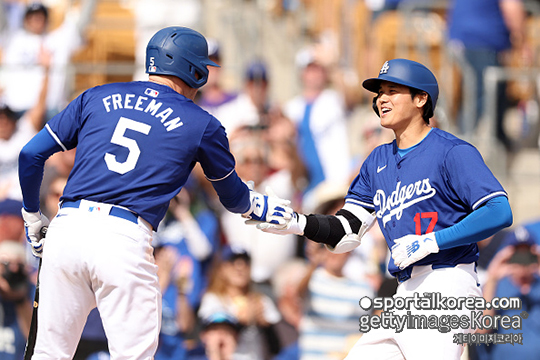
<box><xmin>176</xmin><ymin>294</ymin><xmax>195</xmax><ymax>333</ymax></box>
<box><xmin>209</xmin><ymin>170</ymin><xmax>250</xmax><ymax>213</ymax></box>
<box><xmin>178</xmin><ymin>211</ymin><xmax>213</xmax><ymax>260</ymax></box>
<box><xmin>303</xmin><ymin>202</ymin><xmax>374</xmax><ymax>247</ymax></box>
<box><xmin>436</xmin><ymin>196</ymin><xmax>512</xmax><ymax>250</ymax></box>
<box><xmin>296</xmin><ymin>262</ymin><xmax>317</xmax><ymax>298</ymax></box>
<box><xmin>500</xmin><ymin>0</ymin><xmax>527</xmax><ymax>48</ymax></box>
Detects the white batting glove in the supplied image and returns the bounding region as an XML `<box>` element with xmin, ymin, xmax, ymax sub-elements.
<box><xmin>391</xmin><ymin>232</ymin><xmax>439</xmax><ymax>269</ymax></box>
<box><xmin>242</xmin><ymin>184</ymin><xmax>293</xmax><ymax>226</ymax></box>
<box><xmin>254</xmin><ymin>212</ymin><xmax>307</xmax><ymax>236</ymax></box>
<box><xmin>21</xmin><ymin>209</ymin><xmax>50</xmax><ymax>258</ymax></box>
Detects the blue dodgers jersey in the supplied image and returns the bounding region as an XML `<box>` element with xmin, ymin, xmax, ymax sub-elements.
<box><xmin>46</xmin><ymin>81</ymin><xmax>238</xmax><ymax>230</ymax></box>
<box><xmin>346</xmin><ymin>128</ymin><xmax>507</xmax><ymax>276</ymax></box>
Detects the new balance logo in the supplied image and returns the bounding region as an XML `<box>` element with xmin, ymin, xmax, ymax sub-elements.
<box><xmin>406</xmin><ymin>240</ymin><xmax>420</xmax><ymax>257</ymax></box>
<box><xmin>377</xmin><ymin>165</ymin><xmax>387</xmax><ymax>173</ymax></box>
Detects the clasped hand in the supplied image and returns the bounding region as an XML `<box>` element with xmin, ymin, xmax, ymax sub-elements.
<box><xmin>242</xmin><ymin>184</ymin><xmax>294</xmax><ymax>227</ymax></box>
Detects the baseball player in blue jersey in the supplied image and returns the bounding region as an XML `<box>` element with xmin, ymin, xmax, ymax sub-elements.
<box><xmin>18</xmin><ymin>26</ymin><xmax>291</xmax><ymax>359</ymax></box>
<box><xmin>254</xmin><ymin>59</ymin><xmax>513</xmax><ymax>359</ymax></box>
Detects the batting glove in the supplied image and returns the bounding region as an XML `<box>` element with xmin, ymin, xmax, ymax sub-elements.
<box><xmin>391</xmin><ymin>232</ymin><xmax>439</xmax><ymax>269</ymax></box>
<box><xmin>21</xmin><ymin>209</ymin><xmax>50</xmax><ymax>258</ymax></box>
<box><xmin>254</xmin><ymin>212</ymin><xmax>307</xmax><ymax>236</ymax></box>
<box><xmin>242</xmin><ymin>184</ymin><xmax>293</xmax><ymax>226</ymax></box>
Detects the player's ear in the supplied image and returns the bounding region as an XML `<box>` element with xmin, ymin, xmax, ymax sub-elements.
<box><xmin>414</xmin><ymin>91</ymin><xmax>428</xmax><ymax>108</ymax></box>
<box><xmin>372</xmin><ymin>95</ymin><xmax>380</xmax><ymax>117</ymax></box>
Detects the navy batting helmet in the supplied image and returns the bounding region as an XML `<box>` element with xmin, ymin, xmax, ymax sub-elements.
<box><xmin>145</xmin><ymin>27</ymin><xmax>219</xmax><ymax>89</ymax></box>
<box><xmin>362</xmin><ymin>58</ymin><xmax>438</xmax><ymax>118</ymax></box>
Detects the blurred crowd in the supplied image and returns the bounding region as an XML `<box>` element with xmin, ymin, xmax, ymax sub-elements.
<box><xmin>1</xmin><ymin>1</ymin><xmax>540</xmax><ymax>360</ymax></box>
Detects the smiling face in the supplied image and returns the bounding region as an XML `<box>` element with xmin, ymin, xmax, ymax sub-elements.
<box><xmin>376</xmin><ymin>81</ymin><xmax>428</xmax><ymax>133</ymax></box>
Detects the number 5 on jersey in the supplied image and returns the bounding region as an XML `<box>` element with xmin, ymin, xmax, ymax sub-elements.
<box><xmin>105</xmin><ymin>117</ymin><xmax>151</xmax><ymax>174</ymax></box>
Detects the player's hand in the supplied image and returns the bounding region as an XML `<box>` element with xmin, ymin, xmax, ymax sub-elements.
<box><xmin>391</xmin><ymin>232</ymin><xmax>439</xmax><ymax>269</ymax></box>
<box><xmin>242</xmin><ymin>183</ymin><xmax>293</xmax><ymax>225</ymax></box>
<box><xmin>21</xmin><ymin>209</ymin><xmax>50</xmax><ymax>258</ymax></box>
<box><xmin>253</xmin><ymin>212</ymin><xmax>306</xmax><ymax>236</ymax></box>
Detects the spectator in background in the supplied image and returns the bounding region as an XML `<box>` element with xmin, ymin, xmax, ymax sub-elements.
<box><xmin>0</xmin><ymin>50</ymin><xmax>49</xmax><ymax>203</ymax></box>
<box><xmin>153</xmin><ymin>189</ymin><xmax>219</xmax><ymax>358</ymax></box>
<box><xmin>198</xmin><ymin>248</ymin><xmax>282</xmax><ymax>360</ymax></box>
<box><xmin>220</xmin><ymin>132</ymin><xmax>298</xmax><ymax>294</ymax></box>
<box><xmin>0</xmin><ymin>240</ymin><xmax>34</xmax><ymax>360</ymax></box>
<box><xmin>153</xmin><ymin>244</ymin><xmax>196</xmax><ymax>360</ymax></box>
<box><xmin>446</xmin><ymin>0</ymin><xmax>529</xmax><ymax>154</ymax></box>
<box><xmin>197</xmin><ymin>39</ymin><xmax>238</xmax><ymax>119</ymax></box>
<box><xmin>296</xmin><ymin>241</ymin><xmax>374</xmax><ymax>360</ymax></box>
<box><xmin>263</xmin><ymin>105</ymin><xmax>306</xmax><ymax>196</ymax></box>
<box><xmin>271</xmin><ymin>258</ymin><xmax>308</xmax><ymax>360</ymax></box>
<box><xmin>284</xmin><ymin>48</ymin><xmax>351</xmax><ymax>208</ymax></box>
<box><xmin>0</xmin><ymin>199</ymin><xmax>24</xmax><ymax>244</ymax></box>
<box><xmin>0</xmin><ymin>0</ymin><xmax>96</xmax><ymax>121</ymax></box>
<box><xmin>216</xmin><ymin>60</ymin><xmax>273</xmax><ymax>136</ymax></box>
<box><xmin>472</xmin><ymin>226</ymin><xmax>540</xmax><ymax>360</ymax></box>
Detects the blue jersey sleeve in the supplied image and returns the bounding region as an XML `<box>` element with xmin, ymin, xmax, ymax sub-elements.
<box><xmin>345</xmin><ymin>155</ymin><xmax>376</xmax><ymax>210</ymax></box>
<box><xmin>46</xmin><ymin>91</ymin><xmax>85</xmax><ymax>150</ymax></box>
<box><xmin>436</xmin><ymin>195</ymin><xmax>513</xmax><ymax>249</ymax></box>
<box><xmin>19</xmin><ymin>129</ymin><xmax>64</xmax><ymax>211</ymax></box>
<box><xmin>444</xmin><ymin>144</ymin><xmax>507</xmax><ymax>210</ymax></box>
<box><xmin>196</xmin><ymin>118</ymin><xmax>250</xmax><ymax>213</ymax></box>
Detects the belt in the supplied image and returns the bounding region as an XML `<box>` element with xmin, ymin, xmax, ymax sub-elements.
<box><xmin>61</xmin><ymin>200</ymin><xmax>139</xmax><ymax>224</ymax></box>
<box><xmin>395</xmin><ymin>262</ymin><xmax>477</xmax><ymax>283</ymax></box>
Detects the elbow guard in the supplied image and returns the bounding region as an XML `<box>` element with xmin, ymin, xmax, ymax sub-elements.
<box><xmin>325</xmin><ymin>202</ymin><xmax>377</xmax><ymax>254</ymax></box>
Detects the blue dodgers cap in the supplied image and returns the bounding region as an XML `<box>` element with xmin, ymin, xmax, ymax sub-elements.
<box><xmin>363</xmin><ymin>58</ymin><xmax>439</xmax><ymax>115</ymax></box>
<box><xmin>503</xmin><ymin>226</ymin><xmax>536</xmax><ymax>248</ymax></box>
<box><xmin>220</xmin><ymin>245</ymin><xmax>250</xmax><ymax>262</ymax></box>
<box><xmin>25</xmin><ymin>2</ymin><xmax>48</xmax><ymax>18</ymax></box>
<box><xmin>0</xmin><ymin>199</ymin><xmax>23</xmax><ymax>218</ymax></box>
<box><xmin>503</xmin><ymin>226</ymin><xmax>538</xmax><ymax>265</ymax></box>
<box><xmin>245</xmin><ymin>60</ymin><xmax>268</xmax><ymax>82</ymax></box>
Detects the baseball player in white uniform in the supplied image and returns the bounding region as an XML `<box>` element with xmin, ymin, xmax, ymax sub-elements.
<box><xmin>253</xmin><ymin>59</ymin><xmax>513</xmax><ymax>359</ymax></box>
<box><xmin>18</xmin><ymin>26</ymin><xmax>291</xmax><ymax>359</ymax></box>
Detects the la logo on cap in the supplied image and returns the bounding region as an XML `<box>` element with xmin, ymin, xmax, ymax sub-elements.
<box><xmin>380</xmin><ymin>61</ymin><xmax>390</xmax><ymax>75</ymax></box>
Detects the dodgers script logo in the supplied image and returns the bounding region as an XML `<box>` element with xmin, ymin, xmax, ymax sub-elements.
<box><xmin>374</xmin><ymin>178</ymin><xmax>436</xmax><ymax>227</ymax></box>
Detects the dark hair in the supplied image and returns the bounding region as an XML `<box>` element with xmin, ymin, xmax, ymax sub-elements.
<box><xmin>0</xmin><ymin>105</ymin><xmax>17</xmax><ymax>121</ymax></box>
<box><xmin>409</xmin><ymin>87</ymin><xmax>433</xmax><ymax>124</ymax></box>
<box><xmin>25</xmin><ymin>2</ymin><xmax>49</xmax><ymax>20</ymax></box>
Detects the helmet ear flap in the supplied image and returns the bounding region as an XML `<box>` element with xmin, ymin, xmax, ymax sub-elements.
<box><xmin>372</xmin><ymin>95</ymin><xmax>380</xmax><ymax>117</ymax></box>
